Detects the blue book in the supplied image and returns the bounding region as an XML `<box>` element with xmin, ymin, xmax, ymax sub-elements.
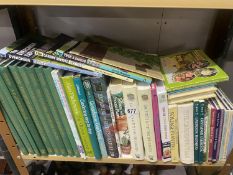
<box><xmin>82</xmin><ymin>78</ymin><xmax>108</xmax><ymax>157</ymax></box>
<box><xmin>193</xmin><ymin>101</ymin><xmax>199</xmax><ymax>163</ymax></box>
<box><xmin>73</xmin><ymin>75</ymin><xmax>102</xmax><ymax>159</ymax></box>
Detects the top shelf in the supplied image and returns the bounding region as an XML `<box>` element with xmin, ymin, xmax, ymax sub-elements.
<box><xmin>1</xmin><ymin>0</ymin><xmax>233</xmax><ymax>9</ymax></box>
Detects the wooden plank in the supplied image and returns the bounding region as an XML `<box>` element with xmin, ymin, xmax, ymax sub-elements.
<box><xmin>22</xmin><ymin>155</ymin><xmax>225</xmax><ymax>166</ymax></box>
<box><xmin>0</xmin><ymin>0</ymin><xmax>233</xmax><ymax>9</ymax></box>
<box><xmin>0</xmin><ymin>112</ymin><xmax>29</xmax><ymax>175</ymax></box>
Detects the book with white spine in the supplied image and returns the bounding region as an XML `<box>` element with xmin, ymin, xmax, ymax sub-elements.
<box><xmin>106</xmin><ymin>86</ymin><xmax>122</xmax><ymax>157</ymax></box>
<box><xmin>51</xmin><ymin>70</ymin><xmax>86</xmax><ymax>158</ymax></box>
<box><xmin>137</xmin><ymin>82</ymin><xmax>157</xmax><ymax>162</ymax></box>
<box><xmin>156</xmin><ymin>81</ymin><xmax>171</xmax><ymax>162</ymax></box>
<box><xmin>122</xmin><ymin>81</ymin><xmax>144</xmax><ymax>160</ymax></box>
<box><xmin>178</xmin><ymin>102</ymin><xmax>194</xmax><ymax>164</ymax></box>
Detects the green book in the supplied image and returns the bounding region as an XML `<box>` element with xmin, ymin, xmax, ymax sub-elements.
<box><xmin>0</xmin><ymin>61</ymin><xmax>35</xmax><ymax>154</ymax></box>
<box><xmin>17</xmin><ymin>64</ymin><xmax>62</xmax><ymax>155</ymax></box>
<box><xmin>160</xmin><ymin>49</ymin><xmax>229</xmax><ymax>92</ymax></box>
<box><xmin>43</xmin><ymin>67</ymin><xmax>80</xmax><ymax>157</ymax></box>
<box><xmin>1</xmin><ymin>65</ymin><xmax>48</xmax><ymax>156</ymax></box>
<box><xmin>61</xmin><ymin>72</ymin><xmax>94</xmax><ymax>157</ymax></box>
<box><xmin>193</xmin><ymin>101</ymin><xmax>199</xmax><ymax>163</ymax></box>
<box><xmin>0</xmin><ymin>105</ymin><xmax>28</xmax><ymax>155</ymax></box>
<box><xmin>9</xmin><ymin>62</ymin><xmax>54</xmax><ymax>155</ymax></box>
<box><xmin>34</xmin><ymin>66</ymin><xmax>68</xmax><ymax>156</ymax></box>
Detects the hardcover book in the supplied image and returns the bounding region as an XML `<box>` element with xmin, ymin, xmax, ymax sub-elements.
<box><xmin>160</xmin><ymin>49</ymin><xmax>229</xmax><ymax>92</ymax></box>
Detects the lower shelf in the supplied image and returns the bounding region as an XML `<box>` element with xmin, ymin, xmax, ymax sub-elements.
<box><xmin>22</xmin><ymin>155</ymin><xmax>225</xmax><ymax>166</ymax></box>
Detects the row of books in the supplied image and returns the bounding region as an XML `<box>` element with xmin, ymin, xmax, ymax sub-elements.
<box><xmin>0</xmin><ymin>34</ymin><xmax>232</xmax><ymax>164</ymax></box>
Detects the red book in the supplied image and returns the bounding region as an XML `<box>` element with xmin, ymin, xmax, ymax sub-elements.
<box><xmin>151</xmin><ymin>83</ymin><xmax>162</xmax><ymax>160</ymax></box>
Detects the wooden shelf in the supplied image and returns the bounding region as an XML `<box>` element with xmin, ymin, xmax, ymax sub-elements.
<box><xmin>0</xmin><ymin>0</ymin><xmax>233</xmax><ymax>9</ymax></box>
<box><xmin>22</xmin><ymin>155</ymin><xmax>225</xmax><ymax>166</ymax></box>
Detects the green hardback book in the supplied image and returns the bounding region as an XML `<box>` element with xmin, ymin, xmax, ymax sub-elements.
<box><xmin>18</xmin><ymin>65</ymin><xmax>62</xmax><ymax>155</ymax></box>
<box><xmin>61</xmin><ymin>72</ymin><xmax>94</xmax><ymax>157</ymax></box>
<box><xmin>10</xmin><ymin>62</ymin><xmax>54</xmax><ymax>155</ymax></box>
<box><xmin>0</xmin><ymin>61</ymin><xmax>35</xmax><ymax>154</ymax></box>
<box><xmin>34</xmin><ymin>66</ymin><xmax>68</xmax><ymax>156</ymax></box>
<box><xmin>193</xmin><ymin>101</ymin><xmax>199</xmax><ymax>163</ymax></box>
<box><xmin>0</xmin><ymin>105</ymin><xmax>28</xmax><ymax>155</ymax></box>
<box><xmin>43</xmin><ymin>67</ymin><xmax>80</xmax><ymax>157</ymax></box>
<box><xmin>1</xmin><ymin>65</ymin><xmax>48</xmax><ymax>156</ymax></box>
<box><xmin>160</xmin><ymin>49</ymin><xmax>229</xmax><ymax>92</ymax></box>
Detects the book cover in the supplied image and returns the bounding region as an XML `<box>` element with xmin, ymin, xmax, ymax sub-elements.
<box><xmin>1</xmin><ymin>65</ymin><xmax>48</xmax><ymax>156</ymax></box>
<box><xmin>44</xmin><ymin>67</ymin><xmax>81</xmax><ymax>157</ymax></box>
<box><xmin>168</xmin><ymin>104</ymin><xmax>179</xmax><ymax>162</ymax></box>
<box><xmin>109</xmin><ymin>78</ymin><xmax>131</xmax><ymax>157</ymax></box>
<box><xmin>193</xmin><ymin>101</ymin><xmax>199</xmax><ymax>163</ymax></box>
<box><xmin>198</xmin><ymin>100</ymin><xmax>206</xmax><ymax>164</ymax></box>
<box><xmin>122</xmin><ymin>81</ymin><xmax>144</xmax><ymax>160</ymax></box>
<box><xmin>51</xmin><ymin>70</ymin><xmax>85</xmax><ymax>158</ymax></box>
<box><xmin>73</xmin><ymin>75</ymin><xmax>102</xmax><ymax>159</ymax></box>
<box><xmin>82</xmin><ymin>77</ymin><xmax>108</xmax><ymax>158</ymax></box>
<box><xmin>203</xmin><ymin>102</ymin><xmax>210</xmax><ymax>162</ymax></box>
<box><xmin>61</xmin><ymin>73</ymin><xmax>94</xmax><ymax>157</ymax></box>
<box><xmin>151</xmin><ymin>83</ymin><xmax>162</xmax><ymax>161</ymax></box>
<box><xmin>137</xmin><ymin>82</ymin><xmax>157</xmax><ymax>162</ymax></box>
<box><xmin>106</xmin><ymin>87</ymin><xmax>122</xmax><ymax>157</ymax></box>
<box><xmin>90</xmin><ymin>76</ymin><xmax>119</xmax><ymax>158</ymax></box>
<box><xmin>160</xmin><ymin>49</ymin><xmax>229</xmax><ymax>92</ymax></box>
<box><xmin>178</xmin><ymin>102</ymin><xmax>194</xmax><ymax>164</ymax></box>
<box><xmin>69</xmin><ymin>40</ymin><xmax>161</xmax><ymax>81</ymax></box>
<box><xmin>156</xmin><ymin>81</ymin><xmax>171</xmax><ymax>162</ymax></box>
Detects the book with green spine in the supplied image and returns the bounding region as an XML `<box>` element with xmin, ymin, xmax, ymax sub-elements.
<box><xmin>61</xmin><ymin>72</ymin><xmax>94</xmax><ymax>157</ymax></box>
<box><xmin>199</xmin><ymin>100</ymin><xmax>206</xmax><ymax>164</ymax></box>
<box><xmin>35</xmin><ymin>66</ymin><xmax>69</xmax><ymax>156</ymax></box>
<box><xmin>193</xmin><ymin>101</ymin><xmax>199</xmax><ymax>163</ymax></box>
<box><xmin>0</xmin><ymin>61</ymin><xmax>35</xmax><ymax>154</ymax></box>
<box><xmin>1</xmin><ymin>65</ymin><xmax>48</xmax><ymax>156</ymax></box>
<box><xmin>160</xmin><ymin>49</ymin><xmax>229</xmax><ymax>91</ymax></box>
<box><xmin>18</xmin><ymin>65</ymin><xmax>62</xmax><ymax>155</ymax></box>
<box><xmin>43</xmin><ymin>67</ymin><xmax>80</xmax><ymax>157</ymax></box>
<box><xmin>0</xmin><ymin>104</ymin><xmax>28</xmax><ymax>155</ymax></box>
<box><xmin>10</xmin><ymin>62</ymin><xmax>54</xmax><ymax>155</ymax></box>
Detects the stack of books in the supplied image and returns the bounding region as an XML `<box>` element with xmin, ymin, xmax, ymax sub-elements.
<box><xmin>0</xmin><ymin>33</ymin><xmax>231</xmax><ymax>164</ymax></box>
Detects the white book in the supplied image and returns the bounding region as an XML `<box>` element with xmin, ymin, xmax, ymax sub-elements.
<box><xmin>156</xmin><ymin>81</ymin><xmax>171</xmax><ymax>162</ymax></box>
<box><xmin>51</xmin><ymin>70</ymin><xmax>86</xmax><ymax>159</ymax></box>
<box><xmin>122</xmin><ymin>81</ymin><xmax>144</xmax><ymax>160</ymax></box>
<box><xmin>137</xmin><ymin>82</ymin><xmax>157</xmax><ymax>162</ymax></box>
<box><xmin>106</xmin><ymin>86</ymin><xmax>122</xmax><ymax>157</ymax></box>
<box><xmin>178</xmin><ymin>102</ymin><xmax>194</xmax><ymax>164</ymax></box>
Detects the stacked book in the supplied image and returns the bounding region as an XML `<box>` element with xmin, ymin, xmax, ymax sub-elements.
<box><xmin>0</xmin><ymin>33</ymin><xmax>232</xmax><ymax>164</ymax></box>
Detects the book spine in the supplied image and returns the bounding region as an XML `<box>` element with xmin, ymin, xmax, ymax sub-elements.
<box><xmin>73</xmin><ymin>76</ymin><xmax>102</xmax><ymax>159</ymax></box>
<box><xmin>1</xmin><ymin>68</ymin><xmax>48</xmax><ymax>156</ymax></box>
<box><xmin>193</xmin><ymin>101</ymin><xmax>199</xmax><ymax>163</ymax></box>
<box><xmin>157</xmin><ymin>87</ymin><xmax>171</xmax><ymax>162</ymax></box>
<box><xmin>33</xmin><ymin>58</ymin><xmax>102</xmax><ymax>77</ymax></box>
<box><xmin>137</xmin><ymin>85</ymin><xmax>157</xmax><ymax>162</ymax></box>
<box><xmin>90</xmin><ymin>77</ymin><xmax>119</xmax><ymax>158</ymax></box>
<box><xmin>64</xmin><ymin>52</ymin><xmax>152</xmax><ymax>84</ymax></box>
<box><xmin>6</xmin><ymin>52</ymin><xmax>33</xmax><ymax>63</ymax></box>
<box><xmin>219</xmin><ymin>111</ymin><xmax>228</xmax><ymax>161</ymax></box>
<box><xmin>123</xmin><ymin>84</ymin><xmax>144</xmax><ymax>160</ymax></box>
<box><xmin>110</xmin><ymin>88</ymin><xmax>131</xmax><ymax>157</ymax></box>
<box><xmin>106</xmin><ymin>88</ymin><xmax>122</xmax><ymax>157</ymax></box>
<box><xmin>44</xmin><ymin>68</ymin><xmax>81</xmax><ymax>157</ymax></box>
<box><xmin>216</xmin><ymin>109</ymin><xmax>225</xmax><ymax>161</ymax></box>
<box><xmin>151</xmin><ymin>83</ymin><xmax>162</xmax><ymax>161</ymax></box>
<box><xmin>208</xmin><ymin>107</ymin><xmax>216</xmax><ymax>162</ymax></box>
<box><xmin>198</xmin><ymin>101</ymin><xmax>205</xmax><ymax>164</ymax></box>
<box><xmin>168</xmin><ymin>105</ymin><xmax>179</xmax><ymax>162</ymax></box>
<box><xmin>222</xmin><ymin>112</ymin><xmax>232</xmax><ymax>161</ymax></box>
<box><xmin>178</xmin><ymin>103</ymin><xmax>194</xmax><ymax>164</ymax></box>
<box><xmin>227</xmin><ymin>117</ymin><xmax>233</xmax><ymax>157</ymax></box>
<box><xmin>35</xmin><ymin>52</ymin><xmax>133</xmax><ymax>82</ymax></box>
<box><xmin>204</xmin><ymin>104</ymin><xmax>211</xmax><ymax>162</ymax></box>
<box><xmin>35</xmin><ymin>67</ymin><xmax>69</xmax><ymax>156</ymax></box>
<box><xmin>61</xmin><ymin>76</ymin><xmax>94</xmax><ymax>157</ymax></box>
<box><xmin>51</xmin><ymin>70</ymin><xmax>85</xmax><ymax>158</ymax></box>
<box><xmin>82</xmin><ymin>78</ymin><xmax>108</xmax><ymax>158</ymax></box>
<box><xmin>212</xmin><ymin>109</ymin><xmax>221</xmax><ymax>162</ymax></box>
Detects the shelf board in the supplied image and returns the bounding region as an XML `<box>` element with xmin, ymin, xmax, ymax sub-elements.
<box><xmin>0</xmin><ymin>0</ymin><xmax>233</xmax><ymax>9</ymax></box>
<box><xmin>22</xmin><ymin>155</ymin><xmax>225</xmax><ymax>166</ymax></box>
